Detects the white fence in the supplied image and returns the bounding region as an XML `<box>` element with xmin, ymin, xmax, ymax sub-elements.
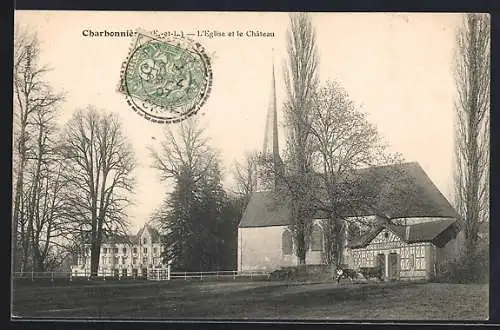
<box><xmin>13</xmin><ymin>270</ymin><xmax>270</xmax><ymax>282</ymax></box>
<box><xmin>13</xmin><ymin>271</ymin><xmax>72</xmax><ymax>281</ymax></box>
<box><xmin>169</xmin><ymin>270</ymin><xmax>270</xmax><ymax>280</ymax></box>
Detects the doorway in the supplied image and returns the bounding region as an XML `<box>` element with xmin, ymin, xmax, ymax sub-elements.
<box><xmin>388</xmin><ymin>253</ymin><xmax>399</xmax><ymax>280</ymax></box>
<box><xmin>377</xmin><ymin>253</ymin><xmax>385</xmax><ymax>279</ymax></box>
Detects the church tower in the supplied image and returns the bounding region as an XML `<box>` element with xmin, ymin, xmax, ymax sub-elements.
<box><xmin>256</xmin><ymin>53</ymin><xmax>284</xmax><ymax>192</ymax></box>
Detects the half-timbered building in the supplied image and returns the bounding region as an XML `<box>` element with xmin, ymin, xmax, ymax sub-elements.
<box><xmin>347</xmin><ymin>219</ymin><xmax>461</xmax><ymax>280</ymax></box>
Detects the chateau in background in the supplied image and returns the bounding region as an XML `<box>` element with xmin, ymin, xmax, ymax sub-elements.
<box><xmin>237</xmin><ymin>64</ymin><xmax>464</xmax><ymax>281</ymax></box>
<box><xmin>71</xmin><ymin>224</ymin><xmax>167</xmax><ymax>278</ymax></box>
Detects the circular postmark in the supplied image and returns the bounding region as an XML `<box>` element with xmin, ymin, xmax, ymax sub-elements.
<box><xmin>119</xmin><ymin>30</ymin><xmax>212</xmax><ymax>124</ymax></box>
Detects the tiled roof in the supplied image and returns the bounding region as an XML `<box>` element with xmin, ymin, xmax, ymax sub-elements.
<box><xmin>239</xmin><ymin>162</ymin><xmax>459</xmax><ymax>228</ymax></box>
<box><xmin>85</xmin><ymin>223</ymin><xmax>163</xmax><ymax>245</ymax></box>
<box><xmin>136</xmin><ymin>223</ymin><xmax>162</xmax><ymax>243</ymax></box>
<box><xmin>239</xmin><ymin>191</ymin><xmax>293</xmax><ymax>227</ymax></box>
<box><xmin>348</xmin><ymin>218</ymin><xmax>460</xmax><ymax>249</ymax></box>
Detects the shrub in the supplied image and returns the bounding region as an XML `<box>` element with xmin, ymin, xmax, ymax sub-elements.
<box><xmin>269</xmin><ymin>266</ymin><xmax>299</xmax><ymax>280</ymax></box>
<box><xmin>435</xmin><ymin>246</ymin><xmax>489</xmax><ymax>284</ymax></box>
<box><xmin>268</xmin><ymin>265</ymin><xmax>332</xmax><ymax>281</ymax></box>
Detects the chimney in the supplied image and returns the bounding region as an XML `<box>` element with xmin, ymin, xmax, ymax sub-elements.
<box><xmin>405</xmin><ymin>225</ymin><xmax>410</xmax><ymax>241</ymax></box>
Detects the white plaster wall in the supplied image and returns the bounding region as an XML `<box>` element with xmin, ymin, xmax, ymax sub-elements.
<box><xmin>238</xmin><ymin>226</ymin><xmax>297</xmax><ymax>271</ymax></box>
<box><xmin>238</xmin><ymin>218</ymin><xmax>359</xmax><ymax>271</ymax></box>
<box><xmin>238</xmin><ymin>222</ymin><xmax>348</xmax><ymax>271</ymax></box>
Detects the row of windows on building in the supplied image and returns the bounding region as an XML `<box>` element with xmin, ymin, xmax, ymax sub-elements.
<box><xmin>351</xmin><ymin>246</ymin><xmax>426</xmax><ymax>271</ymax></box>
<box><xmin>282</xmin><ymin>225</ymin><xmax>324</xmax><ymax>256</ymax></box>
<box><xmin>74</xmin><ymin>268</ymin><xmax>151</xmax><ymax>278</ymax></box>
<box><xmin>101</xmin><ymin>256</ymin><xmax>163</xmax><ymax>266</ymax></box>
<box><xmin>85</xmin><ymin>245</ymin><xmax>163</xmax><ymax>255</ymax></box>
<box><xmin>100</xmin><ymin>246</ymin><xmax>162</xmax><ymax>255</ymax></box>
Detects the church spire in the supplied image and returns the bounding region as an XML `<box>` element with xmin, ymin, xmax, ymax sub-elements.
<box><xmin>260</xmin><ymin>50</ymin><xmax>283</xmax><ymax>191</ymax></box>
<box><xmin>263</xmin><ymin>49</ymin><xmax>280</xmax><ymax>163</ymax></box>
<box><xmin>271</xmin><ymin>55</ymin><xmax>280</xmax><ymax>167</ymax></box>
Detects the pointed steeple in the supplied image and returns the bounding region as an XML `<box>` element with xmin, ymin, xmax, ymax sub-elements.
<box><xmin>263</xmin><ymin>50</ymin><xmax>280</xmax><ymax>160</ymax></box>
<box><xmin>260</xmin><ymin>50</ymin><xmax>283</xmax><ymax>191</ymax></box>
<box><xmin>271</xmin><ymin>57</ymin><xmax>280</xmax><ymax>167</ymax></box>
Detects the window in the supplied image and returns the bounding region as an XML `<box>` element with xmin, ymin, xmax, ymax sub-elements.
<box><xmin>143</xmin><ymin>247</ymin><xmax>148</xmax><ymax>254</ymax></box>
<box><xmin>122</xmin><ymin>247</ymin><xmax>127</xmax><ymax>254</ymax></box>
<box><xmin>133</xmin><ymin>247</ymin><xmax>138</xmax><ymax>254</ymax></box>
<box><xmin>133</xmin><ymin>257</ymin><xmax>137</xmax><ymax>265</ymax></box>
<box><xmin>153</xmin><ymin>247</ymin><xmax>158</xmax><ymax>255</ymax></box>
<box><xmin>401</xmin><ymin>246</ymin><xmax>425</xmax><ymax>270</ymax></box>
<box><xmin>282</xmin><ymin>230</ymin><xmax>293</xmax><ymax>256</ymax></box>
<box><xmin>415</xmin><ymin>246</ymin><xmax>425</xmax><ymax>270</ymax></box>
<box><xmin>113</xmin><ymin>248</ymin><xmax>118</xmax><ymax>254</ymax></box>
<box><xmin>103</xmin><ymin>248</ymin><xmax>107</xmax><ymax>254</ymax></box>
<box><xmin>311</xmin><ymin>225</ymin><xmax>323</xmax><ymax>251</ymax></box>
<box><xmin>143</xmin><ymin>237</ymin><xmax>147</xmax><ymax>244</ymax></box>
<box><xmin>122</xmin><ymin>268</ymin><xmax>127</xmax><ymax>277</ymax></box>
<box><xmin>142</xmin><ymin>257</ymin><xmax>147</xmax><ymax>264</ymax></box>
<box><xmin>132</xmin><ymin>269</ymin><xmax>138</xmax><ymax>277</ymax></box>
<box><xmin>121</xmin><ymin>256</ymin><xmax>126</xmax><ymax>265</ymax></box>
<box><xmin>401</xmin><ymin>247</ymin><xmax>411</xmax><ymax>270</ymax></box>
<box><xmin>153</xmin><ymin>257</ymin><xmax>159</xmax><ymax>265</ymax></box>
<box><xmin>114</xmin><ymin>256</ymin><xmax>119</xmax><ymax>265</ymax></box>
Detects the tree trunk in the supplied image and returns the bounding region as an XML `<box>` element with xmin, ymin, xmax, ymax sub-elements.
<box><xmin>296</xmin><ymin>229</ymin><xmax>307</xmax><ymax>265</ymax></box>
<box><xmin>90</xmin><ymin>239</ymin><xmax>101</xmax><ymax>277</ymax></box>
<box><xmin>12</xmin><ymin>119</ymin><xmax>28</xmax><ymax>273</ymax></box>
<box><xmin>27</xmin><ymin>125</ymin><xmax>44</xmax><ymax>272</ymax></box>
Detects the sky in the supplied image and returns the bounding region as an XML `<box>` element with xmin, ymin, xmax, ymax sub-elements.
<box><xmin>14</xmin><ymin>11</ymin><xmax>463</xmax><ymax>232</ymax></box>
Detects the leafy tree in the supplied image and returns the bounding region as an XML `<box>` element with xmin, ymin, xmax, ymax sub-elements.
<box><xmin>151</xmin><ymin>118</ymin><xmax>235</xmax><ymax>271</ymax></box>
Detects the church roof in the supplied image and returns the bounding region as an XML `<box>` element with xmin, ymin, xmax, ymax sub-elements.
<box><xmin>348</xmin><ymin>218</ymin><xmax>460</xmax><ymax>249</ymax></box>
<box><xmin>239</xmin><ymin>190</ymin><xmax>293</xmax><ymax>228</ymax></box>
<box><xmin>238</xmin><ymin>162</ymin><xmax>459</xmax><ymax>228</ymax></box>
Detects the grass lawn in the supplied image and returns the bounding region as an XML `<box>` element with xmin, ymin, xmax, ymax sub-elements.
<box><xmin>11</xmin><ymin>280</ymin><xmax>489</xmax><ymax>320</ymax></box>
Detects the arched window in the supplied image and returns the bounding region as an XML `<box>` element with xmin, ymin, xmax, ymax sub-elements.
<box><xmin>282</xmin><ymin>230</ymin><xmax>293</xmax><ymax>256</ymax></box>
<box><xmin>311</xmin><ymin>225</ymin><xmax>323</xmax><ymax>251</ymax></box>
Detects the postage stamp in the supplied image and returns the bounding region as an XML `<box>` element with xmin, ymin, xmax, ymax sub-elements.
<box><xmin>119</xmin><ymin>30</ymin><xmax>213</xmax><ymax>124</ymax></box>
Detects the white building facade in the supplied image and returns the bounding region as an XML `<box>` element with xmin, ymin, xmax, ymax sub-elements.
<box><xmin>71</xmin><ymin>224</ymin><xmax>167</xmax><ymax>278</ymax></box>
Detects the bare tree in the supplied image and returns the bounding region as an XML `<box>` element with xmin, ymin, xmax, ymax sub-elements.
<box><xmin>150</xmin><ymin>118</ymin><xmax>217</xmax><ymax>184</ymax></box>
<box><xmin>278</xmin><ymin>12</ymin><xmax>320</xmax><ymax>265</ymax></box>
<box><xmin>233</xmin><ymin>151</ymin><xmax>259</xmax><ymax>203</ymax></box>
<box><xmin>13</xmin><ymin>25</ymin><xmax>64</xmax><ymax>272</ymax></box>
<box><xmin>453</xmin><ymin>13</ymin><xmax>490</xmax><ymax>255</ymax></box>
<box><xmin>21</xmin><ymin>97</ymin><xmax>69</xmax><ymax>272</ymax></box>
<box><xmin>309</xmin><ymin>80</ymin><xmax>409</xmax><ymax>265</ymax></box>
<box><xmin>60</xmin><ymin>107</ymin><xmax>135</xmax><ymax>277</ymax></box>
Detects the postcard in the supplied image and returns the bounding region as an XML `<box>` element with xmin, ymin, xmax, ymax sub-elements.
<box><xmin>11</xmin><ymin>11</ymin><xmax>489</xmax><ymax>321</ymax></box>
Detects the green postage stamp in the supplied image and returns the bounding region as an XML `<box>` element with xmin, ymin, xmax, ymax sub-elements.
<box><xmin>119</xmin><ymin>30</ymin><xmax>213</xmax><ymax>124</ymax></box>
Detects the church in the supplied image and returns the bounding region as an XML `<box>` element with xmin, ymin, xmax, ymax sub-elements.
<box><xmin>237</xmin><ymin>65</ymin><xmax>463</xmax><ymax>281</ymax></box>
